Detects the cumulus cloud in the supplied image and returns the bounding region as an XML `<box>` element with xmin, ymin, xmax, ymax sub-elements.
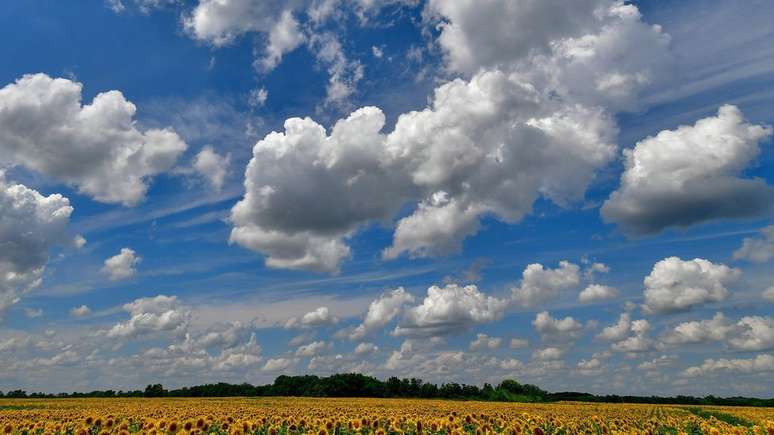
<box><xmin>469</xmin><ymin>333</ymin><xmax>502</xmax><ymax>351</ymax></box>
<box><xmin>383</xmin><ymin>192</ymin><xmax>481</xmax><ymax>260</ymax></box>
<box><xmin>349</xmin><ymin>287</ymin><xmax>414</xmax><ymax>340</ymax></box>
<box><xmin>597</xmin><ymin>313</ymin><xmax>633</xmax><ymax>341</ymax></box>
<box><xmin>532</xmin><ymin>347</ymin><xmax>565</xmax><ymax>361</ymax></box>
<box><xmin>102</xmin><ymin>248</ymin><xmax>141</xmax><ymax>281</ymax></box>
<box><xmin>425</xmin><ymin>0</ymin><xmax>605</xmax><ymax>75</ymax></box>
<box><xmin>598</xmin><ymin>312</ymin><xmax>658</xmax><ymax>353</ymax></box>
<box><xmin>106</xmin><ymin>295</ymin><xmax>190</xmax><ymax>339</ymax></box>
<box><xmin>354</xmin><ymin>342</ymin><xmax>378</xmax><ymax>355</ymax></box>
<box><xmin>211</xmin><ymin>334</ymin><xmax>263</xmax><ymax>371</ymax></box>
<box><xmin>0</xmin><ymin>176</ymin><xmax>74</xmax><ymax>318</ymax></box>
<box><xmin>498</xmin><ymin>357</ymin><xmax>524</xmax><ymax>371</ymax></box>
<box><xmin>295</xmin><ymin>340</ymin><xmax>328</xmax><ymax>357</ymax></box>
<box><xmin>393</xmin><ymin>284</ymin><xmax>507</xmax><ymax>337</ymax></box>
<box><xmin>603</xmin><ymin>105</ymin><xmax>774</xmax><ymax>235</ymax></box>
<box><xmin>69</xmin><ymin>305</ymin><xmax>91</xmax><ymax>318</ymax></box>
<box><xmin>193</xmin><ymin>146</ymin><xmax>231</xmax><ymax>191</ymax></box>
<box><xmin>642</xmin><ymin>257</ymin><xmax>740</xmax><ymax>314</ymax></box>
<box><xmin>734</xmin><ymin>225</ymin><xmax>774</xmax><ymax>263</ymax></box>
<box><xmin>662</xmin><ymin>312</ymin><xmax>734</xmax><ymax>345</ymax></box>
<box><xmin>284</xmin><ymin>306</ymin><xmax>339</xmax><ymax>329</ymax></box>
<box><xmin>512</xmin><ymin>261</ymin><xmax>581</xmax><ymax>307</ymax></box>
<box><xmin>509</xmin><ymin>338</ymin><xmax>529</xmax><ymax>349</ymax></box>
<box><xmin>683</xmin><ymin>354</ymin><xmax>774</xmax><ymax>377</ymax></box>
<box><xmin>261</xmin><ymin>357</ymin><xmax>296</xmax><ymax>372</ymax></box>
<box><xmin>0</xmin><ymin>74</ymin><xmax>187</xmax><ymax>206</ymax></box>
<box><xmin>577</xmin><ymin>357</ymin><xmax>602</xmax><ymax>375</ymax></box>
<box><xmin>727</xmin><ymin>316</ymin><xmax>774</xmax><ymax>351</ymax></box>
<box><xmin>183</xmin><ymin>0</ymin><xmax>295</xmax><ymax>46</ymax></box>
<box><xmin>532</xmin><ymin>311</ymin><xmax>583</xmax><ymax>342</ymax></box>
<box><xmin>229</xmin><ymin>0</ymin><xmax>673</xmax><ymax>273</ymax></box>
<box><xmin>637</xmin><ymin>355</ymin><xmax>677</xmax><ymax>371</ymax></box>
<box><xmin>128</xmin><ymin>326</ymin><xmax>262</xmax><ymax>375</ymax></box>
<box><xmin>764</xmin><ymin>287</ymin><xmax>774</xmax><ymax>302</ymax></box>
<box><xmin>578</xmin><ymin>284</ymin><xmax>618</xmax><ymax>303</ymax></box>
<box><xmin>428</xmin><ymin>0</ymin><xmax>672</xmax><ymax>110</ymax></box>
<box><xmin>192</xmin><ymin>321</ymin><xmax>250</xmax><ymax>350</ymax></box>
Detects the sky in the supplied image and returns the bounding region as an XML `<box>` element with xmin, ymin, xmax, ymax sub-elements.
<box><xmin>1</xmin><ymin>0</ymin><xmax>773</xmax><ymax>397</ymax></box>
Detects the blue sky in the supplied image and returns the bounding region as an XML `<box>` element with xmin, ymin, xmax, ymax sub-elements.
<box><xmin>1</xmin><ymin>0</ymin><xmax>773</xmax><ymax>396</ymax></box>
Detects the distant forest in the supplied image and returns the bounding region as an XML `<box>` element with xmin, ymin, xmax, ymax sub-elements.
<box><xmin>3</xmin><ymin>373</ymin><xmax>773</xmax><ymax>407</ymax></box>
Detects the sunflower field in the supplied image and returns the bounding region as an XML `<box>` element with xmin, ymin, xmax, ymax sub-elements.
<box><xmin>2</xmin><ymin>396</ymin><xmax>774</xmax><ymax>435</ymax></box>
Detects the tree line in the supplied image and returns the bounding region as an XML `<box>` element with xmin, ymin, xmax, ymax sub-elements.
<box><xmin>2</xmin><ymin>373</ymin><xmax>772</xmax><ymax>407</ymax></box>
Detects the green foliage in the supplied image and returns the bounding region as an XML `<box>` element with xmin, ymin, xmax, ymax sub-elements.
<box><xmin>143</xmin><ymin>384</ymin><xmax>165</xmax><ymax>398</ymax></box>
<box><xmin>2</xmin><ymin>374</ymin><xmax>773</xmax><ymax>407</ymax></box>
<box><xmin>686</xmin><ymin>407</ymin><xmax>753</xmax><ymax>427</ymax></box>
<box><xmin>0</xmin><ymin>405</ymin><xmax>38</xmax><ymax>410</ymax></box>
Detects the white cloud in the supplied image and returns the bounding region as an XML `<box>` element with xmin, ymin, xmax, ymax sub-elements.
<box><xmin>248</xmin><ymin>87</ymin><xmax>268</xmax><ymax>108</ymax></box>
<box><xmin>258</xmin><ymin>10</ymin><xmax>305</xmax><ymax>72</ymax></box>
<box><xmin>598</xmin><ymin>312</ymin><xmax>658</xmax><ymax>353</ymax></box>
<box><xmin>0</xmin><ymin>176</ymin><xmax>74</xmax><ymax>318</ymax></box>
<box><xmin>512</xmin><ymin>261</ymin><xmax>581</xmax><ymax>307</ymax></box>
<box><xmin>24</xmin><ymin>308</ymin><xmax>43</xmax><ymax>318</ymax></box>
<box><xmin>285</xmin><ymin>306</ymin><xmax>339</xmax><ymax>329</ymax></box>
<box><xmin>734</xmin><ymin>225</ymin><xmax>774</xmax><ymax>263</ymax></box>
<box><xmin>349</xmin><ymin>287</ymin><xmax>414</xmax><ymax>340</ymax></box>
<box><xmin>683</xmin><ymin>354</ymin><xmax>774</xmax><ymax>377</ymax></box>
<box><xmin>69</xmin><ymin>305</ymin><xmax>91</xmax><ymax>318</ymax></box>
<box><xmin>637</xmin><ymin>355</ymin><xmax>677</xmax><ymax>371</ymax></box>
<box><xmin>288</xmin><ymin>331</ymin><xmax>315</xmax><ymax>347</ymax></box>
<box><xmin>354</xmin><ymin>342</ymin><xmax>378</xmax><ymax>355</ymax></box>
<box><xmin>662</xmin><ymin>312</ymin><xmax>774</xmax><ymax>352</ymax></box>
<box><xmin>394</xmin><ymin>284</ymin><xmax>507</xmax><ymax>337</ymax></box>
<box><xmin>193</xmin><ymin>146</ymin><xmax>231</xmax><ymax>191</ymax></box>
<box><xmin>597</xmin><ymin>313</ymin><xmax>633</xmax><ymax>341</ymax></box>
<box><xmin>532</xmin><ymin>311</ymin><xmax>583</xmax><ymax>342</ymax></box>
<box><xmin>229</xmin><ymin>108</ymin><xmax>396</xmax><ymax>274</ymax></box>
<box><xmin>295</xmin><ymin>340</ymin><xmax>327</xmax><ymax>357</ymax></box>
<box><xmin>509</xmin><ymin>338</ymin><xmax>529</xmax><ymax>349</ymax></box>
<box><xmin>0</xmin><ymin>74</ymin><xmax>187</xmax><ymax>206</ymax></box>
<box><xmin>764</xmin><ymin>287</ymin><xmax>774</xmax><ymax>302</ymax></box>
<box><xmin>498</xmin><ymin>357</ymin><xmax>524</xmax><ymax>371</ymax></box>
<box><xmin>578</xmin><ymin>284</ymin><xmax>618</xmax><ymax>303</ymax></box>
<box><xmin>603</xmin><ymin>105</ymin><xmax>774</xmax><ymax>234</ymax></box>
<box><xmin>383</xmin><ymin>192</ymin><xmax>481</xmax><ymax>259</ymax></box>
<box><xmin>183</xmin><ymin>0</ymin><xmax>294</xmax><ymax>47</ymax></box>
<box><xmin>193</xmin><ymin>321</ymin><xmax>249</xmax><ymax>350</ymax></box>
<box><xmin>662</xmin><ymin>312</ymin><xmax>733</xmax><ymax>345</ymax></box>
<box><xmin>308</xmin><ymin>32</ymin><xmax>365</xmax><ymax>107</ymax></box>
<box><xmin>261</xmin><ymin>357</ymin><xmax>296</xmax><ymax>372</ymax></box>
<box><xmin>107</xmin><ymin>0</ymin><xmax>126</xmax><ymax>13</ymax></box>
<box><xmin>102</xmin><ymin>248</ymin><xmax>141</xmax><ymax>281</ymax></box>
<box><xmin>106</xmin><ymin>295</ymin><xmax>190</xmax><ymax>339</ymax></box>
<box><xmin>584</xmin><ymin>262</ymin><xmax>610</xmax><ymax>280</ymax></box>
<box><xmin>532</xmin><ymin>347</ymin><xmax>565</xmax><ymax>361</ymax></box>
<box><xmin>428</xmin><ymin>0</ymin><xmax>672</xmax><ymax>110</ymax></box>
<box><xmin>642</xmin><ymin>257</ymin><xmax>740</xmax><ymax>314</ymax></box>
<box><xmin>229</xmin><ymin>2</ymin><xmax>676</xmax><ymax>273</ymax></box>
<box><xmin>469</xmin><ymin>333</ymin><xmax>502</xmax><ymax>351</ymax></box>
<box><xmin>577</xmin><ymin>357</ymin><xmax>602</xmax><ymax>374</ymax></box>
<box><xmin>727</xmin><ymin>316</ymin><xmax>774</xmax><ymax>352</ymax></box>
<box><xmin>426</xmin><ymin>0</ymin><xmax>604</xmax><ymax>76</ymax></box>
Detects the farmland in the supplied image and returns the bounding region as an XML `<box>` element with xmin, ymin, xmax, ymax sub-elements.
<box><xmin>2</xmin><ymin>397</ymin><xmax>774</xmax><ymax>435</ymax></box>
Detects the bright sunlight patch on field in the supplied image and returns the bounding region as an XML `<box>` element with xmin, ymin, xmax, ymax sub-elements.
<box><xmin>1</xmin><ymin>397</ymin><xmax>774</xmax><ymax>435</ymax></box>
